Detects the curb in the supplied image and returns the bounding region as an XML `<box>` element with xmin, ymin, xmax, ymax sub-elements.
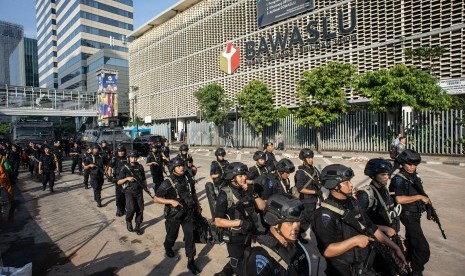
<box><xmin>191</xmin><ymin>148</ymin><xmax>464</xmax><ymax>166</ymax></box>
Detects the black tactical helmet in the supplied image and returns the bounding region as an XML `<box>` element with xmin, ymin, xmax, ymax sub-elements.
<box><xmin>151</xmin><ymin>142</ymin><xmax>162</xmax><ymax>149</ymax></box>
<box><xmin>253</xmin><ymin>151</ymin><xmax>266</xmax><ymax>161</ymax></box>
<box><xmin>180</xmin><ymin>144</ymin><xmax>189</xmax><ymax>151</ymax></box>
<box><xmin>276</xmin><ymin>158</ymin><xmax>295</xmax><ymax>173</ymax></box>
<box><xmin>215</xmin><ymin>148</ymin><xmax>226</xmax><ymax>157</ymax></box>
<box><xmin>101</xmin><ymin>140</ymin><xmax>107</xmax><ymax>144</ymax></box>
<box><xmin>224</xmin><ymin>162</ymin><xmax>248</xmax><ymax>180</ymax></box>
<box><xmin>127</xmin><ymin>150</ymin><xmax>139</xmax><ymax>158</ymax></box>
<box><xmin>170</xmin><ymin>157</ymin><xmax>185</xmax><ymax>169</ymax></box>
<box><xmin>299</xmin><ymin>148</ymin><xmax>314</xmax><ymax>160</ymax></box>
<box><xmin>396</xmin><ymin>149</ymin><xmax>421</xmax><ymax>165</ymax></box>
<box><xmin>91</xmin><ymin>144</ymin><xmax>100</xmax><ymax>150</ymax></box>
<box><xmin>320</xmin><ymin>164</ymin><xmax>354</xmax><ymax>189</ymax></box>
<box><xmin>264</xmin><ymin>193</ymin><xmax>304</xmax><ymax>226</ymax></box>
<box><xmin>116</xmin><ymin>144</ymin><xmax>126</xmax><ymax>152</ymax></box>
<box><xmin>364</xmin><ymin>158</ymin><xmax>393</xmax><ymax>178</ymax></box>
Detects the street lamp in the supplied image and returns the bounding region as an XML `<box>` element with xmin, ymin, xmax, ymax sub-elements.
<box><xmin>129</xmin><ymin>86</ymin><xmax>138</xmax><ymax>138</ymax></box>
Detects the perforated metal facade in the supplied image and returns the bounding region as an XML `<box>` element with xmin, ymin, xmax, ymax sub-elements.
<box><xmin>129</xmin><ymin>0</ymin><xmax>465</xmax><ymax>121</ymax></box>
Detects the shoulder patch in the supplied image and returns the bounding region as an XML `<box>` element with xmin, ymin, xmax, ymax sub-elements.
<box><xmin>321</xmin><ymin>210</ymin><xmax>332</xmax><ymax>227</ymax></box>
<box><xmin>256</xmin><ymin>254</ymin><xmax>270</xmax><ymax>274</ymax></box>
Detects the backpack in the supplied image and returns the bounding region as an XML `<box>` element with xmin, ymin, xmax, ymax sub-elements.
<box><xmin>389</xmin><ymin>144</ymin><xmax>397</xmax><ymax>159</ymax></box>
<box><xmin>353</xmin><ymin>184</ymin><xmax>377</xmax><ymax>209</ymax></box>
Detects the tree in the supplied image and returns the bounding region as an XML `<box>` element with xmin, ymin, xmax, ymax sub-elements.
<box><xmin>194</xmin><ymin>83</ymin><xmax>232</xmax><ymax>146</ymax></box>
<box><xmin>405</xmin><ymin>46</ymin><xmax>447</xmax><ymax>76</ymax></box>
<box><xmin>294</xmin><ymin>62</ymin><xmax>356</xmax><ymax>151</ymax></box>
<box><xmin>236</xmin><ymin>80</ymin><xmax>283</xmax><ymax>146</ymax></box>
<box><xmin>0</xmin><ymin>123</ymin><xmax>10</xmax><ymax>136</ymax></box>
<box><xmin>354</xmin><ymin>63</ymin><xmax>453</xmax><ymax>134</ymax></box>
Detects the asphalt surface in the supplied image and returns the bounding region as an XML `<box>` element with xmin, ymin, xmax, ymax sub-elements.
<box><xmin>1</xmin><ymin>149</ymin><xmax>464</xmax><ymax>275</ymax></box>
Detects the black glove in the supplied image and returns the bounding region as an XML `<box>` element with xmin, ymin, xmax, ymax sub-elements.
<box><xmin>240</xmin><ymin>220</ymin><xmax>254</xmax><ymax>234</ymax></box>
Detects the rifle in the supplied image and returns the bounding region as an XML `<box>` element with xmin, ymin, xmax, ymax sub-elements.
<box><xmin>123</xmin><ymin>165</ymin><xmax>154</xmax><ymax>199</ymax></box>
<box><xmin>336</xmin><ymin>201</ymin><xmax>408</xmax><ymax>275</ymax></box>
<box><xmin>408</xmin><ymin>173</ymin><xmax>447</xmax><ymax>240</ymax></box>
<box><xmin>426</xmin><ymin>202</ymin><xmax>447</xmax><ymax>239</ymax></box>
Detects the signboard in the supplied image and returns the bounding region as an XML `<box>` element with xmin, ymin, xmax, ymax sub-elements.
<box><xmin>257</xmin><ymin>0</ymin><xmax>315</xmax><ymax>28</ymax></box>
<box><xmin>440</xmin><ymin>78</ymin><xmax>465</xmax><ymax>95</ymax></box>
<box><xmin>144</xmin><ymin>116</ymin><xmax>152</xmax><ymax>124</ymax></box>
<box><xmin>97</xmin><ymin>71</ymin><xmax>118</xmax><ymax>120</ymax></box>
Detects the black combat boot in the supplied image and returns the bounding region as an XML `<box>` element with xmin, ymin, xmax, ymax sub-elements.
<box><xmin>116</xmin><ymin>210</ymin><xmax>124</xmax><ymax>217</ymax></box>
<box><xmin>97</xmin><ymin>198</ymin><xmax>102</xmax><ymax>207</ymax></box>
<box><xmin>187</xmin><ymin>258</ymin><xmax>201</xmax><ymax>274</ymax></box>
<box><xmin>126</xmin><ymin>221</ymin><xmax>134</xmax><ymax>232</ymax></box>
<box><xmin>165</xmin><ymin>248</ymin><xmax>175</xmax><ymax>258</ymax></box>
<box><xmin>135</xmin><ymin>223</ymin><xmax>143</xmax><ymax>235</ymax></box>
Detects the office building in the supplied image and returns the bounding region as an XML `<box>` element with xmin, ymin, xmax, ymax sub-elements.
<box><xmin>36</xmin><ymin>0</ymin><xmax>133</xmax><ymax>91</ymax></box>
<box><xmin>128</xmin><ymin>0</ymin><xmax>465</xmax><ymax>121</ymax></box>
<box><xmin>0</xmin><ymin>21</ymin><xmax>23</xmax><ymax>85</ymax></box>
<box><xmin>9</xmin><ymin>37</ymin><xmax>40</xmax><ymax>87</ymax></box>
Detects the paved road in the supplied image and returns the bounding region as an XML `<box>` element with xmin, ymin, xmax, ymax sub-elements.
<box><xmin>1</xmin><ymin>150</ymin><xmax>464</xmax><ymax>275</ymax></box>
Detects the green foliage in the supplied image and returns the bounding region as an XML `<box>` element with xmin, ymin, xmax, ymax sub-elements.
<box><xmin>128</xmin><ymin>116</ymin><xmax>144</xmax><ymax>127</ymax></box>
<box><xmin>276</xmin><ymin>106</ymin><xmax>290</xmax><ymax>119</ymax></box>
<box><xmin>354</xmin><ymin>64</ymin><xmax>453</xmax><ymax>114</ymax></box>
<box><xmin>0</xmin><ymin>123</ymin><xmax>10</xmax><ymax>136</ymax></box>
<box><xmin>237</xmin><ymin>80</ymin><xmax>279</xmax><ymax>133</ymax></box>
<box><xmin>405</xmin><ymin>46</ymin><xmax>447</xmax><ymax>75</ymax></box>
<box><xmin>194</xmin><ymin>83</ymin><xmax>232</xmax><ymax>126</ymax></box>
<box><xmin>294</xmin><ymin>62</ymin><xmax>356</xmax><ymax>127</ymax></box>
<box><xmin>54</xmin><ymin>122</ymin><xmax>76</xmax><ymax>138</ymax></box>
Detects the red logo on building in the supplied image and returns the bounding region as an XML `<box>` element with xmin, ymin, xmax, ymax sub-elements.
<box><xmin>220</xmin><ymin>42</ymin><xmax>240</xmax><ymax>74</ymax></box>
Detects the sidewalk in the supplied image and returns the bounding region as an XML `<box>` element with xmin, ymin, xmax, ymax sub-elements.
<box><xmin>181</xmin><ymin>145</ymin><xmax>465</xmax><ymax>166</ymax></box>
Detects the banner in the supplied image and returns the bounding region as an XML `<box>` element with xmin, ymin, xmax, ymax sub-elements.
<box><xmin>257</xmin><ymin>0</ymin><xmax>315</xmax><ymax>28</ymax></box>
<box><xmin>97</xmin><ymin>71</ymin><xmax>118</xmax><ymax>120</ymax></box>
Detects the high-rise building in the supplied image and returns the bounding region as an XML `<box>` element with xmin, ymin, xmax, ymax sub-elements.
<box><xmin>36</xmin><ymin>0</ymin><xmax>58</xmax><ymax>88</ymax></box>
<box><xmin>9</xmin><ymin>37</ymin><xmax>40</xmax><ymax>87</ymax></box>
<box><xmin>0</xmin><ymin>21</ymin><xmax>23</xmax><ymax>85</ymax></box>
<box><xmin>35</xmin><ymin>0</ymin><xmax>133</xmax><ymax>91</ymax></box>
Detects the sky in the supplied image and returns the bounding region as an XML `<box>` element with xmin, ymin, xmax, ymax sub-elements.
<box><xmin>0</xmin><ymin>0</ymin><xmax>180</xmax><ymax>38</ymax></box>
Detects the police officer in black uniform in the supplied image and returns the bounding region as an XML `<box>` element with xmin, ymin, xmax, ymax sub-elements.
<box><xmin>358</xmin><ymin>158</ymin><xmax>406</xmax><ymax>275</ymax></box>
<box><xmin>82</xmin><ymin>146</ymin><xmax>92</xmax><ymax>189</ymax></box>
<box><xmin>38</xmin><ymin>145</ymin><xmax>57</xmax><ymax>192</ymax></box>
<box><xmin>153</xmin><ymin>157</ymin><xmax>202</xmax><ymax>275</ymax></box>
<box><xmin>27</xmin><ymin>142</ymin><xmax>39</xmax><ymax>178</ymax></box>
<box><xmin>7</xmin><ymin>144</ymin><xmax>21</xmax><ymax>185</ymax></box>
<box><xmin>161</xmin><ymin>138</ymin><xmax>170</xmax><ymax>165</ymax></box>
<box><xmin>260</xmin><ymin>158</ymin><xmax>295</xmax><ymax>200</ymax></box>
<box><xmin>100</xmin><ymin>140</ymin><xmax>112</xmax><ymax>172</ymax></box>
<box><xmin>109</xmin><ymin>144</ymin><xmax>128</xmax><ymax>217</ymax></box>
<box><xmin>390</xmin><ymin>150</ymin><xmax>430</xmax><ymax>276</ymax></box>
<box><xmin>313</xmin><ymin>164</ymin><xmax>405</xmax><ymax>276</ymax></box>
<box><xmin>214</xmin><ymin>162</ymin><xmax>266</xmax><ymax>276</ymax></box>
<box><xmin>84</xmin><ymin>144</ymin><xmax>105</xmax><ymax>207</ymax></box>
<box><xmin>70</xmin><ymin>142</ymin><xmax>82</xmax><ymax>174</ymax></box>
<box><xmin>294</xmin><ymin>148</ymin><xmax>321</xmax><ymax>243</ymax></box>
<box><xmin>264</xmin><ymin>142</ymin><xmax>277</xmax><ymax>171</ymax></box>
<box><xmin>240</xmin><ymin>193</ymin><xmax>311</xmax><ymax>276</ymax></box>
<box><xmin>146</xmin><ymin>142</ymin><xmax>164</xmax><ymax>193</ymax></box>
<box><xmin>53</xmin><ymin>140</ymin><xmax>64</xmax><ymax>175</ymax></box>
<box><xmin>117</xmin><ymin>150</ymin><xmax>147</xmax><ymax>235</ymax></box>
<box><xmin>246</xmin><ymin>151</ymin><xmax>269</xmax><ymax>185</ymax></box>
<box><xmin>210</xmin><ymin>147</ymin><xmax>229</xmax><ymax>189</ymax></box>
<box><xmin>177</xmin><ymin>144</ymin><xmax>196</xmax><ymax>177</ymax></box>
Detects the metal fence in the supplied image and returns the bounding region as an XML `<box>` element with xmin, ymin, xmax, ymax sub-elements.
<box><xmin>150</xmin><ymin>122</ymin><xmax>172</xmax><ymax>142</ymax></box>
<box><xmin>187</xmin><ymin>109</ymin><xmax>464</xmax><ymax>155</ymax></box>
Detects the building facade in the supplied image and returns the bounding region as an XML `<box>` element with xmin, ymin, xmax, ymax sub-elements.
<box><xmin>36</xmin><ymin>0</ymin><xmax>58</xmax><ymax>88</ymax></box>
<box><xmin>9</xmin><ymin>37</ymin><xmax>40</xmax><ymax>87</ymax></box>
<box><xmin>0</xmin><ymin>21</ymin><xmax>23</xmax><ymax>85</ymax></box>
<box><xmin>36</xmin><ymin>0</ymin><xmax>133</xmax><ymax>91</ymax></box>
<box><xmin>128</xmin><ymin>0</ymin><xmax>465</xmax><ymax>122</ymax></box>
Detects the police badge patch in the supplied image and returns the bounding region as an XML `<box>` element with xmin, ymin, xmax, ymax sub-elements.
<box><xmin>322</xmin><ymin>210</ymin><xmax>331</xmax><ymax>227</ymax></box>
<box><xmin>256</xmin><ymin>255</ymin><xmax>270</xmax><ymax>274</ymax></box>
